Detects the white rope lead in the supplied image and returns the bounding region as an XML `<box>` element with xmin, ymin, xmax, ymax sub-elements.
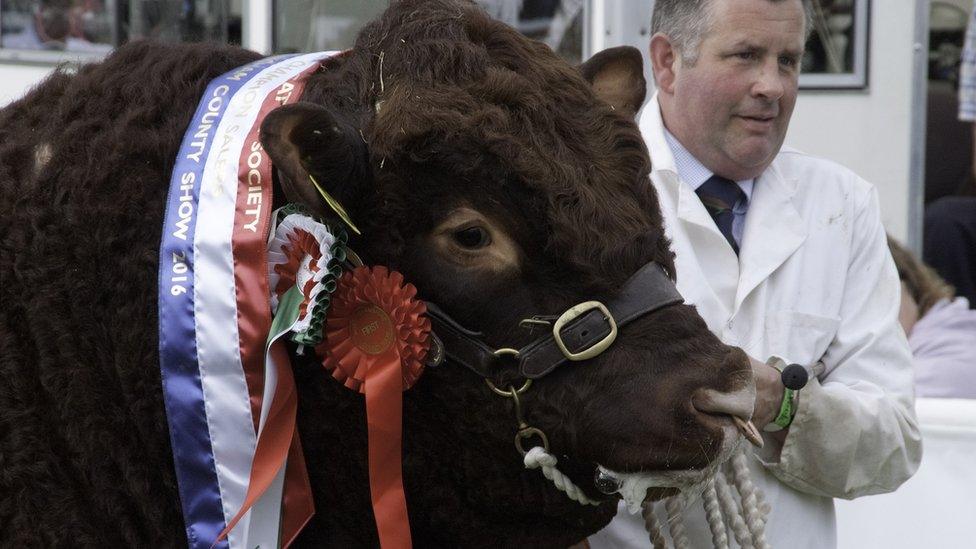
<box><xmin>523</xmin><ymin>446</ymin><xmax>600</xmax><ymax>506</ymax></box>
<box><xmin>641</xmin><ymin>502</ymin><xmax>669</xmax><ymax>549</ymax></box>
<box><xmin>521</xmin><ymin>445</ymin><xmax>771</xmax><ymax>549</ymax></box>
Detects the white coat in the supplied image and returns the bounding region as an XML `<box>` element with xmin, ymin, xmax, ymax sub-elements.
<box><xmin>590</xmin><ymin>95</ymin><xmax>923</xmax><ymax>548</ymax></box>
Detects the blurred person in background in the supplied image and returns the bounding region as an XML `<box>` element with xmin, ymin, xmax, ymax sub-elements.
<box><xmin>890</xmin><ymin>236</ymin><xmax>976</xmax><ymax>399</ymax></box>
<box><xmin>1</xmin><ymin>0</ymin><xmax>111</xmax><ymax>53</ymax></box>
<box><xmin>923</xmin><ymin>197</ymin><xmax>976</xmax><ymax>308</ymax></box>
<box><xmin>931</xmin><ymin>0</ymin><xmax>976</xmax><ymax>308</ymax></box>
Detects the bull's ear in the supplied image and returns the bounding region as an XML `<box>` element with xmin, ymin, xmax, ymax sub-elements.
<box><xmin>579</xmin><ymin>46</ymin><xmax>646</xmax><ymax>118</ymax></box>
<box><xmin>261</xmin><ymin>102</ymin><xmax>370</xmax><ymax>220</ymax></box>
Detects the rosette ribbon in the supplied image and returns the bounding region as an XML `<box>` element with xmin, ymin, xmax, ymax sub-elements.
<box><xmin>316</xmin><ymin>266</ymin><xmax>430</xmax><ymax>549</ymax></box>
<box><xmin>267</xmin><ymin>208</ymin><xmax>347</xmax><ymax>346</ymax></box>
<box><xmin>216</xmin><ymin>209</ymin><xmax>345</xmax><ymax>547</ymax></box>
<box><xmin>158</xmin><ymin>52</ymin><xmax>337</xmax><ymax>549</ymax></box>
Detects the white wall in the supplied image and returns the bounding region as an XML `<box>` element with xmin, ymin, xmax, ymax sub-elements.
<box><xmin>785</xmin><ymin>1</ymin><xmax>921</xmax><ymax>242</ymax></box>
<box><xmin>836</xmin><ymin>398</ymin><xmax>976</xmax><ymax>548</ymax></box>
<box><xmin>0</xmin><ymin>64</ymin><xmax>57</xmax><ymax>105</ymax></box>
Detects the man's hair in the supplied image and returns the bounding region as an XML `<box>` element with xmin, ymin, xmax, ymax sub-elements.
<box><xmin>651</xmin><ymin>0</ymin><xmax>812</xmax><ymax>65</ymax></box>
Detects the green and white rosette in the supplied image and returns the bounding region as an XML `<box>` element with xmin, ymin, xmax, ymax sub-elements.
<box><xmin>267</xmin><ymin>204</ymin><xmax>348</xmax><ymax>346</ymax></box>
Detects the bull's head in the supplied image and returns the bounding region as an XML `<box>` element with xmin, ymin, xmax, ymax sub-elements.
<box><xmin>260</xmin><ymin>1</ymin><xmax>754</xmax><ymax>546</ymax></box>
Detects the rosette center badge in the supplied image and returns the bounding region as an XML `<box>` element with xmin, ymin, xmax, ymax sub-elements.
<box><xmin>350</xmin><ymin>305</ymin><xmax>396</xmax><ymax>355</ymax></box>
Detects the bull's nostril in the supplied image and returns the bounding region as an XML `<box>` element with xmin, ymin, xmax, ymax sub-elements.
<box><xmin>693</xmin><ymin>388</ymin><xmax>764</xmax><ymax>447</ymax></box>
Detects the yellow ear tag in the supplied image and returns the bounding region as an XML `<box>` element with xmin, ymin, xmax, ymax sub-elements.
<box><xmin>308</xmin><ymin>174</ymin><xmax>362</xmax><ymax>235</ymax></box>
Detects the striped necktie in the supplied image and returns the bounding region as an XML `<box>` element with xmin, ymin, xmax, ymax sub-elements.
<box><xmin>696</xmin><ymin>175</ymin><xmax>746</xmax><ymax>254</ymax></box>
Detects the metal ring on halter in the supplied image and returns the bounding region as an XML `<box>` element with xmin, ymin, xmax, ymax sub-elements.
<box><xmin>484</xmin><ymin>377</ymin><xmax>532</xmax><ymax>397</ymax></box>
<box><xmin>493</xmin><ymin>347</ymin><xmax>521</xmax><ymax>359</ymax></box>
<box><xmin>515</xmin><ymin>427</ymin><xmax>550</xmax><ymax>455</ymax></box>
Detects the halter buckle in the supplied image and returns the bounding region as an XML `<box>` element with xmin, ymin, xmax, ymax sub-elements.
<box><xmin>552</xmin><ymin>301</ymin><xmax>617</xmax><ymax>361</ymax></box>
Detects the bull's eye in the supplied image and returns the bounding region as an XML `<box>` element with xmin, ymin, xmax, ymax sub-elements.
<box><xmin>432</xmin><ymin>208</ymin><xmax>517</xmax><ymax>271</ymax></box>
<box><xmin>453</xmin><ymin>226</ymin><xmax>491</xmax><ymax>249</ymax></box>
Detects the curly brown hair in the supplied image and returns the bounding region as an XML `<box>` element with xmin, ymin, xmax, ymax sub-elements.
<box><xmin>888</xmin><ymin>235</ymin><xmax>955</xmax><ymax>317</ymax></box>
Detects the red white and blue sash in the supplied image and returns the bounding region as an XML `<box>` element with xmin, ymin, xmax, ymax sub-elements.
<box><xmin>158</xmin><ymin>51</ymin><xmax>337</xmax><ymax>549</ymax></box>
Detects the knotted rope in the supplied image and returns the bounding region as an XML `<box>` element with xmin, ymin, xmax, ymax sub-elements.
<box><xmin>523</xmin><ymin>446</ymin><xmax>599</xmax><ymax>506</ymax></box>
<box><xmin>642</xmin><ymin>500</ymin><xmax>669</xmax><ymax>549</ymax></box>
<box><xmin>702</xmin><ymin>477</ymin><xmax>730</xmax><ymax>549</ymax></box>
<box><xmin>644</xmin><ymin>446</ymin><xmax>770</xmax><ymax>549</ymax></box>
<box><xmin>664</xmin><ymin>493</ymin><xmax>692</xmax><ymax>549</ymax></box>
<box><xmin>522</xmin><ymin>441</ymin><xmax>770</xmax><ymax>549</ymax></box>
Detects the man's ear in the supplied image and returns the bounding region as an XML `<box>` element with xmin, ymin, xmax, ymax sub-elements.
<box><xmin>260</xmin><ymin>102</ymin><xmax>370</xmax><ymax>220</ymax></box>
<box><xmin>579</xmin><ymin>46</ymin><xmax>646</xmax><ymax>118</ymax></box>
<box><xmin>648</xmin><ymin>33</ymin><xmax>678</xmax><ymax>95</ymax></box>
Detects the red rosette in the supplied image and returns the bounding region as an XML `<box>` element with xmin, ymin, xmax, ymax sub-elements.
<box><xmin>315</xmin><ymin>265</ymin><xmax>430</xmax><ymax>549</ymax></box>
<box><xmin>316</xmin><ymin>266</ymin><xmax>430</xmax><ymax>393</ymax></box>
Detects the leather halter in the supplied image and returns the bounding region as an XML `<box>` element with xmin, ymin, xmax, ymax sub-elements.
<box><xmin>424</xmin><ymin>261</ymin><xmax>684</xmax><ymax>379</ymax></box>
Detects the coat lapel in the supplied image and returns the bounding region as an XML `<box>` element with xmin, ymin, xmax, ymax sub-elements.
<box><xmin>734</xmin><ymin>164</ymin><xmax>807</xmax><ymax>311</ymax></box>
<box><xmin>675</xmin><ymin>180</ymin><xmax>740</xmax><ymax>313</ymax></box>
<box><xmin>642</xmin><ymin>95</ymin><xmax>740</xmax><ymax>314</ymax></box>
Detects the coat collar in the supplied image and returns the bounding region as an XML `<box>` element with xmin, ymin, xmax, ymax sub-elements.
<box><xmin>663</xmin><ymin>128</ymin><xmax>756</xmax><ymax>202</ymax></box>
<box><xmin>641</xmin><ymin>93</ymin><xmax>721</xmax><ymax>244</ymax></box>
<box><xmin>640</xmin><ymin>93</ymin><xmax>679</xmax><ymax>175</ymax></box>
<box><xmin>640</xmin><ymin>92</ymin><xmax>807</xmax><ymax>314</ymax></box>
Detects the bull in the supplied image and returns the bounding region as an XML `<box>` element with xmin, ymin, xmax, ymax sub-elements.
<box><xmin>0</xmin><ymin>1</ymin><xmax>755</xmax><ymax>547</ymax></box>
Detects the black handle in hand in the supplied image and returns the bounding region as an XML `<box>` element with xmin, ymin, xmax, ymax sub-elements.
<box><xmin>781</xmin><ymin>363</ymin><xmax>809</xmax><ymax>390</ymax></box>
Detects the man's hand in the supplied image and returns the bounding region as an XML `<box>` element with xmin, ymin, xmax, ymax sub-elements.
<box><xmin>749</xmin><ymin>356</ymin><xmax>785</xmax><ymax>428</ymax></box>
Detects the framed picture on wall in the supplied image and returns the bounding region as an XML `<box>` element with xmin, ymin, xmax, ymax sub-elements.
<box><xmin>800</xmin><ymin>0</ymin><xmax>870</xmax><ymax>89</ymax></box>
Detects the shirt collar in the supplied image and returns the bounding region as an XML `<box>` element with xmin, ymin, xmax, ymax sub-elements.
<box><xmin>661</xmin><ymin>121</ymin><xmax>755</xmax><ymax>204</ymax></box>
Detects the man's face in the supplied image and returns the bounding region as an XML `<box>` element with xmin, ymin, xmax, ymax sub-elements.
<box><xmin>658</xmin><ymin>0</ymin><xmax>806</xmax><ymax>180</ymax></box>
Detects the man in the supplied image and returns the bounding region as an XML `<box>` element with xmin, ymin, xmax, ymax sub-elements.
<box><xmin>590</xmin><ymin>0</ymin><xmax>922</xmax><ymax>547</ymax></box>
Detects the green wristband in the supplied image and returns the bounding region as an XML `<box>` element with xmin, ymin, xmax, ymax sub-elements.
<box><xmin>773</xmin><ymin>387</ymin><xmax>796</xmax><ymax>429</ymax></box>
